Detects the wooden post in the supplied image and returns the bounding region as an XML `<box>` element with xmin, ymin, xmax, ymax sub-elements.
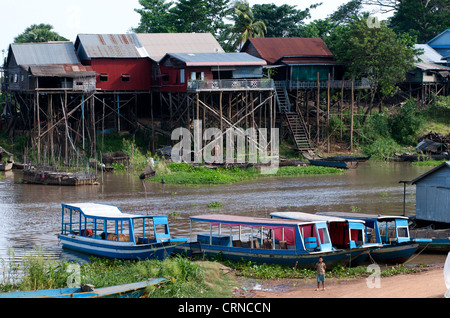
<box><xmin>327</xmin><ymin>73</ymin><xmax>331</xmax><ymax>153</ymax></box>
<box><xmin>219</xmin><ymin>91</ymin><xmax>223</xmax><ymax>132</ymax></box>
<box><xmin>64</xmin><ymin>85</ymin><xmax>68</xmax><ymax>165</ymax></box>
<box><xmin>350</xmin><ymin>80</ymin><xmax>354</xmax><ymax>151</ymax></box>
<box><xmin>316</xmin><ymin>72</ymin><xmax>320</xmax><ymax>145</ymax></box>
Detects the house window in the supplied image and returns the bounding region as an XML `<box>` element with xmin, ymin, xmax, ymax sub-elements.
<box><xmin>180</xmin><ymin>69</ymin><xmax>185</xmax><ymax>84</ymax></box>
<box><xmin>121</xmin><ymin>73</ymin><xmax>130</xmax><ymax>82</ymax></box>
<box><xmin>99</xmin><ymin>73</ymin><xmax>109</xmax><ymax>82</ymax></box>
<box><xmin>190</xmin><ymin>71</ymin><xmax>204</xmax><ymax>81</ymax></box>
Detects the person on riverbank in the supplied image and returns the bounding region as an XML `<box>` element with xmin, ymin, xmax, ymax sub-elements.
<box><xmin>315</xmin><ymin>256</ymin><xmax>326</xmax><ymax>291</ymax></box>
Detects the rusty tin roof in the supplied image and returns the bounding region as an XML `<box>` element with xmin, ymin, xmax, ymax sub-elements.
<box><xmin>242</xmin><ymin>38</ymin><xmax>334</xmax><ymax>64</ymax></box>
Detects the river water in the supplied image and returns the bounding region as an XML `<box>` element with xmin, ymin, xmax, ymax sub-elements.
<box><xmin>0</xmin><ymin>161</ymin><xmax>447</xmax><ymax>266</ymax></box>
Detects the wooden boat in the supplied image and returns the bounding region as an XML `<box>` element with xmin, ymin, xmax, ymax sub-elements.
<box><xmin>0</xmin><ymin>278</ymin><xmax>167</xmax><ymax>298</ymax></box>
<box><xmin>308</xmin><ymin>159</ymin><xmax>356</xmax><ymax>169</ymax></box>
<box><xmin>270</xmin><ymin>212</ymin><xmax>382</xmax><ymax>266</ymax></box>
<box><xmin>23</xmin><ymin>168</ymin><xmax>98</xmax><ymax>186</ymax></box>
<box><xmin>318</xmin><ymin>154</ymin><xmax>371</xmax><ymax>162</ymax></box>
<box><xmin>317</xmin><ymin>212</ymin><xmax>430</xmax><ymax>264</ymax></box>
<box><xmin>0</xmin><ymin>146</ymin><xmax>13</xmax><ymax>171</ymax></box>
<box><xmin>394</xmin><ymin>152</ymin><xmax>450</xmax><ymax>162</ymax></box>
<box><xmin>0</xmin><ymin>161</ymin><xmax>13</xmax><ymax>172</ymax></box>
<box><xmin>410</xmin><ymin>228</ymin><xmax>450</xmax><ymax>253</ymax></box>
<box><xmin>174</xmin><ymin>214</ymin><xmax>368</xmax><ymax>269</ymax></box>
<box><xmin>58</xmin><ymin>203</ymin><xmax>187</xmax><ymax>260</ymax></box>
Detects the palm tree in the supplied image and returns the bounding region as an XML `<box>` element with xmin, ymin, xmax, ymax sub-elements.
<box><xmin>229</xmin><ymin>0</ymin><xmax>266</xmax><ymax>51</ymax></box>
<box><xmin>14</xmin><ymin>24</ymin><xmax>68</xmax><ymax>43</ymax></box>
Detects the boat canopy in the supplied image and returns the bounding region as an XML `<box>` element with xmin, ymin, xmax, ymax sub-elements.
<box><xmin>190</xmin><ymin>214</ymin><xmax>316</xmax><ymax>228</ymax></box>
<box><xmin>270</xmin><ymin>212</ymin><xmax>365</xmax><ymax>224</ymax></box>
<box><xmin>317</xmin><ymin>212</ymin><xmax>408</xmax><ymax>221</ymax></box>
<box><xmin>62</xmin><ymin>203</ymin><xmax>156</xmax><ymax>220</ymax></box>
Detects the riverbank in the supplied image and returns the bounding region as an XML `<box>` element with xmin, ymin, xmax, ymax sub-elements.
<box><xmin>145</xmin><ymin>162</ymin><xmax>345</xmax><ymax>185</ymax></box>
<box><xmin>248</xmin><ymin>265</ymin><xmax>447</xmax><ymax>298</ymax></box>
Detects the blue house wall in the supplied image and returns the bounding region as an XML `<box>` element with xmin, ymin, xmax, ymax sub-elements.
<box><xmin>427</xmin><ymin>29</ymin><xmax>450</xmax><ymax>58</ymax></box>
<box><xmin>411</xmin><ymin>162</ymin><xmax>450</xmax><ymax>224</ymax></box>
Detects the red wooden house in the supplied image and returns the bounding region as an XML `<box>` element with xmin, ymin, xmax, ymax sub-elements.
<box><xmin>74</xmin><ymin>34</ymin><xmax>152</xmax><ymax>91</ymax></box>
<box><xmin>158</xmin><ymin>52</ymin><xmax>267</xmax><ymax>92</ymax></box>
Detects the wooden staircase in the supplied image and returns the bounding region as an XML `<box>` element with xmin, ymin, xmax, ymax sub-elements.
<box><xmin>285</xmin><ymin>112</ymin><xmax>312</xmax><ymax>152</ymax></box>
<box><xmin>275</xmin><ymin>84</ymin><xmax>291</xmax><ymax>112</ymax></box>
<box><xmin>274</xmin><ymin>82</ymin><xmax>312</xmax><ymax>152</ymax></box>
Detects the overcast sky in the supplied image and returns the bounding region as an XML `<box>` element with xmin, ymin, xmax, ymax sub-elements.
<box><xmin>0</xmin><ymin>0</ymin><xmax>390</xmax><ymax>57</ymax></box>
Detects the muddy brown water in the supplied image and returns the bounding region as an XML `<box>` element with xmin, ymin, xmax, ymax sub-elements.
<box><xmin>0</xmin><ymin>161</ymin><xmax>447</xmax><ymax>266</ymax></box>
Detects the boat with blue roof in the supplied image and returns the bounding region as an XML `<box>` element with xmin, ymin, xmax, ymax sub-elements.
<box><xmin>270</xmin><ymin>211</ymin><xmax>382</xmax><ymax>266</ymax></box>
<box><xmin>58</xmin><ymin>203</ymin><xmax>187</xmax><ymax>260</ymax></box>
<box><xmin>316</xmin><ymin>212</ymin><xmax>431</xmax><ymax>264</ymax></box>
<box><xmin>174</xmin><ymin>214</ymin><xmax>368</xmax><ymax>268</ymax></box>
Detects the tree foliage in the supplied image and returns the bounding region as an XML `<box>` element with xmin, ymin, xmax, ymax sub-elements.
<box><xmin>252</xmin><ymin>3</ymin><xmax>317</xmax><ymax>38</ymax></box>
<box><xmin>133</xmin><ymin>0</ymin><xmax>232</xmax><ymax>48</ymax></box>
<box><xmin>388</xmin><ymin>0</ymin><xmax>450</xmax><ymax>42</ymax></box>
<box><xmin>133</xmin><ymin>0</ymin><xmax>175</xmax><ymax>33</ymax></box>
<box><xmin>228</xmin><ymin>0</ymin><xmax>267</xmax><ymax>51</ymax></box>
<box><xmin>331</xmin><ymin>17</ymin><xmax>417</xmax><ymax>108</ymax></box>
<box><xmin>14</xmin><ymin>24</ymin><xmax>68</xmax><ymax>43</ymax></box>
<box><xmin>364</xmin><ymin>0</ymin><xmax>450</xmax><ymax>42</ymax></box>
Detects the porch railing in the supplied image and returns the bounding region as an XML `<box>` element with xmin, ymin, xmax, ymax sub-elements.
<box><xmin>288</xmin><ymin>79</ymin><xmax>372</xmax><ymax>90</ymax></box>
<box><xmin>187</xmin><ymin>79</ymin><xmax>274</xmax><ymax>91</ymax></box>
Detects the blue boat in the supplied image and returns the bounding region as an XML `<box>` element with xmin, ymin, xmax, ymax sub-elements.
<box><xmin>174</xmin><ymin>214</ymin><xmax>368</xmax><ymax>268</ymax></box>
<box><xmin>270</xmin><ymin>212</ymin><xmax>382</xmax><ymax>266</ymax></box>
<box><xmin>308</xmin><ymin>159</ymin><xmax>353</xmax><ymax>169</ymax></box>
<box><xmin>58</xmin><ymin>203</ymin><xmax>187</xmax><ymax>260</ymax></box>
<box><xmin>317</xmin><ymin>212</ymin><xmax>431</xmax><ymax>264</ymax></box>
<box><xmin>0</xmin><ymin>278</ymin><xmax>167</xmax><ymax>298</ymax></box>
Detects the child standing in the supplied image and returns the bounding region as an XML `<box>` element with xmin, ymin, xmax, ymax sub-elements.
<box><xmin>315</xmin><ymin>256</ymin><xmax>326</xmax><ymax>291</ymax></box>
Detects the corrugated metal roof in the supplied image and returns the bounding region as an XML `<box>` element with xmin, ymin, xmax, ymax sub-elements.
<box><xmin>136</xmin><ymin>33</ymin><xmax>224</xmax><ymax>62</ymax></box>
<box><xmin>162</xmin><ymin>52</ymin><xmax>266</xmax><ymax>67</ymax></box>
<box><xmin>9</xmin><ymin>42</ymin><xmax>81</xmax><ymax>66</ymax></box>
<box><xmin>410</xmin><ymin>161</ymin><xmax>450</xmax><ymax>185</ymax></box>
<box><xmin>75</xmin><ymin>34</ymin><xmax>147</xmax><ymax>59</ymax></box>
<box><xmin>29</xmin><ymin>64</ymin><xmax>96</xmax><ymax>78</ymax></box>
<box><xmin>242</xmin><ymin>38</ymin><xmax>334</xmax><ymax>64</ymax></box>
<box><xmin>415</xmin><ymin>61</ymin><xmax>450</xmax><ymax>71</ymax></box>
<box><xmin>415</xmin><ymin>44</ymin><xmax>445</xmax><ymax>64</ymax></box>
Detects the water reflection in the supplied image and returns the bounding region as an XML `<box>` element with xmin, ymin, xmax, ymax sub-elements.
<box><xmin>0</xmin><ymin>161</ymin><xmax>441</xmax><ymax>266</ymax></box>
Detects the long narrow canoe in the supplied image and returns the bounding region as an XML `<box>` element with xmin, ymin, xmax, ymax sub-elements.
<box><xmin>0</xmin><ymin>277</ymin><xmax>167</xmax><ymax>298</ymax></box>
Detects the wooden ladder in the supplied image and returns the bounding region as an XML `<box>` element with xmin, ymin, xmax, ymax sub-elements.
<box><xmin>285</xmin><ymin>111</ymin><xmax>312</xmax><ymax>152</ymax></box>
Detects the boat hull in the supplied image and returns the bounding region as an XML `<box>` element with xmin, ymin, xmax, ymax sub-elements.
<box><xmin>59</xmin><ymin>234</ymin><xmax>182</xmax><ymax>260</ymax></box>
<box><xmin>0</xmin><ymin>278</ymin><xmax>167</xmax><ymax>298</ymax></box>
<box><xmin>308</xmin><ymin>159</ymin><xmax>348</xmax><ymax>169</ymax></box>
<box><xmin>369</xmin><ymin>243</ymin><xmax>419</xmax><ymax>264</ymax></box>
<box><xmin>174</xmin><ymin>243</ymin><xmax>367</xmax><ymax>268</ymax></box>
<box><xmin>0</xmin><ymin>162</ymin><xmax>13</xmax><ymax>172</ymax></box>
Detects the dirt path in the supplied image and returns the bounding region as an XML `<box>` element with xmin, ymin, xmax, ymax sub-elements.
<box><xmin>250</xmin><ymin>266</ymin><xmax>447</xmax><ymax>298</ymax></box>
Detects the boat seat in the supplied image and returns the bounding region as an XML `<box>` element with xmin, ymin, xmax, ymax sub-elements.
<box><xmin>232</xmin><ymin>240</ymin><xmax>243</xmax><ymax>247</ymax></box>
<box><xmin>263</xmin><ymin>239</ymin><xmax>273</xmax><ymax>249</ymax></box>
<box><xmin>305</xmin><ymin>237</ymin><xmax>317</xmax><ymax>250</ymax></box>
<box><xmin>249</xmin><ymin>238</ymin><xmax>260</xmax><ymax>249</ymax></box>
<box><xmin>189</xmin><ymin>242</ymin><xmax>204</xmax><ymax>260</ymax></box>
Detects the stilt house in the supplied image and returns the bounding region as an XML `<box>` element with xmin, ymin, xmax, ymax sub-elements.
<box><xmin>6</xmin><ymin>42</ymin><xmax>96</xmax><ymax>92</ymax></box>
<box><xmin>74</xmin><ymin>34</ymin><xmax>151</xmax><ymax>91</ymax></box>
<box><xmin>410</xmin><ymin>161</ymin><xmax>450</xmax><ymax>225</ymax></box>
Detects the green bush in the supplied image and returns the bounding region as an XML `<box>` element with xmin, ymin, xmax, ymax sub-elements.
<box><xmin>389</xmin><ymin>99</ymin><xmax>424</xmax><ymax>146</ymax></box>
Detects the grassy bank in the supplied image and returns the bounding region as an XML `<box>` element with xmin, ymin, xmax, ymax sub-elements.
<box><xmin>0</xmin><ymin>250</ymin><xmax>430</xmax><ymax>298</ymax></box>
<box><xmin>0</xmin><ymin>250</ymin><xmax>236</xmax><ymax>298</ymax></box>
<box><xmin>146</xmin><ymin>162</ymin><xmax>345</xmax><ymax>185</ymax></box>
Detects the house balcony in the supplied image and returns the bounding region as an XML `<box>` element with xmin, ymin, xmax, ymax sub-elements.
<box><xmin>187</xmin><ymin>79</ymin><xmax>274</xmax><ymax>92</ymax></box>
<box><xmin>286</xmin><ymin>79</ymin><xmax>372</xmax><ymax>90</ymax></box>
